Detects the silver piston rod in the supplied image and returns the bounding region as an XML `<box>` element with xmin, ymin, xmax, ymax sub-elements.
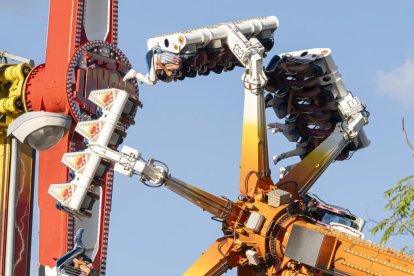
<box><xmin>68</xmin><ymin>142</ymin><xmax>232</xmax><ymax>219</ymax></box>
<box><xmin>163</xmin><ymin>176</ymin><xmax>231</xmax><ymax>218</ymax></box>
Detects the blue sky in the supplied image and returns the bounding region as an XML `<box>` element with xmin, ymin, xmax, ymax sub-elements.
<box><xmin>3</xmin><ymin>0</ymin><xmax>414</xmax><ymax>275</ymax></box>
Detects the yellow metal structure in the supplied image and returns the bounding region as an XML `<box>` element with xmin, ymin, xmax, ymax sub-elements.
<box><xmin>0</xmin><ymin>61</ymin><xmax>33</xmax><ymax>273</ymax></box>
<box><xmin>0</xmin><ymin>62</ymin><xmax>32</xmax><ymax>217</ymax></box>
<box><xmin>0</xmin><ymin>63</ymin><xmax>31</xmax><ymax>117</ymax></box>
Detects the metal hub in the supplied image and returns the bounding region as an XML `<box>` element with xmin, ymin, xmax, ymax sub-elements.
<box><xmin>66</xmin><ymin>41</ymin><xmax>139</xmax><ymax>129</ymax></box>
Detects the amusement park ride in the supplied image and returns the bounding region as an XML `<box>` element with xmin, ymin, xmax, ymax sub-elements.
<box><xmin>1</xmin><ymin>1</ymin><xmax>414</xmax><ymax>276</ymax></box>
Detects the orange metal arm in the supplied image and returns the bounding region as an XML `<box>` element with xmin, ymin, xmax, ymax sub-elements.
<box><xmin>275</xmin><ymin>125</ymin><xmax>349</xmax><ymax>200</ymax></box>
<box><xmin>239</xmin><ymin>87</ymin><xmax>273</xmax><ymax>198</ymax></box>
<box><xmin>276</xmin><ymin>112</ymin><xmax>367</xmax><ymax>200</ymax></box>
<box><xmin>279</xmin><ymin>220</ymin><xmax>414</xmax><ymax>276</ymax></box>
<box><xmin>184</xmin><ymin>237</ymin><xmax>236</xmax><ymax>276</ymax></box>
<box><xmin>331</xmin><ymin>234</ymin><xmax>414</xmax><ymax>275</ymax></box>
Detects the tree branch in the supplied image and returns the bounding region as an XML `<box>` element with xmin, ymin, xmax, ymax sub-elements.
<box><xmin>402</xmin><ymin>117</ymin><xmax>414</xmax><ymax>157</ymax></box>
<box><xmin>398</xmin><ymin>220</ymin><xmax>414</xmax><ymax>237</ymax></box>
<box><xmin>388</xmin><ymin>204</ymin><xmax>414</xmax><ymax>237</ymax></box>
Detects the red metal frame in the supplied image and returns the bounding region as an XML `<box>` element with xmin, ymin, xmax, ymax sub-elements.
<box><xmin>24</xmin><ymin>0</ymin><xmax>122</xmax><ymax>272</ymax></box>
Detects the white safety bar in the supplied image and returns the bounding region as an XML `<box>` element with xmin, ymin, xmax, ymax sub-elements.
<box><xmin>147</xmin><ymin>16</ymin><xmax>278</xmax><ymax>54</ymax></box>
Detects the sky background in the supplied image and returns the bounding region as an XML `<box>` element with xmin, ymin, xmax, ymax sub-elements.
<box><xmin>3</xmin><ymin>0</ymin><xmax>414</xmax><ymax>275</ymax></box>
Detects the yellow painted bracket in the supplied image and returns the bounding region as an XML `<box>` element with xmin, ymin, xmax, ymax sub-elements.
<box><xmin>0</xmin><ymin>63</ymin><xmax>32</xmax><ymax>127</ymax></box>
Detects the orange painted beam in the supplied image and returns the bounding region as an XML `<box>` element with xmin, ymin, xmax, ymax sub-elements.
<box><xmin>184</xmin><ymin>238</ymin><xmax>236</xmax><ymax>276</ymax></box>
<box><xmin>26</xmin><ymin>0</ymin><xmax>122</xmax><ymax>271</ymax></box>
<box><xmin>239</xmin><ymin>89</ymin><xmax>272</xmax><ymax>197</ymax></box>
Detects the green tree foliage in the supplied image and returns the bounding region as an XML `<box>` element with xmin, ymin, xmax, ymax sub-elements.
<box><xmin>371</xmin><ymin>118</ymin><xmax>414</xmax><ymax>252</ymax></box>
<box><xmin>371</xmin><ymin>175</ymin><xmax>414</xmax><ymax>249</ymax></box>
